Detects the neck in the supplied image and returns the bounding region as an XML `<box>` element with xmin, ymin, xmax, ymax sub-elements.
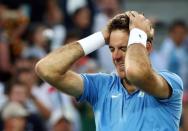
<box><xmin>121</xmin><ymin>78</ymin><xmax>137</xmax><ymax>94</ymax></box>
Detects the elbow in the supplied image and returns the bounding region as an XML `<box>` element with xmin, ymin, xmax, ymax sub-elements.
<box><xmin>35</xmin><ymin>60</ymin><xmax>53</xmax><ymax>81</ymax></box>
<box><xmin>126</xmin><ymin>64</ymin><xmax>151</xmax><ymax>85</ymax></box>
<box><xmin>35</xmin><ymin>59</ymin><xmax>64</xmax><ymax>84</ymax></box>
<box><xmin>125</xmin><ymin>67</ymin><xmax>139</xmax><ymax>84</ymax></box>
<box><xmin>35</xmin><ymin>60</ymin><xmax>46</xmax><ymax>79</ymax></box>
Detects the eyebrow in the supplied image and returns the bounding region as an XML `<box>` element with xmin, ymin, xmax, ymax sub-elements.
<box><xmin>108</xmin><ymin>45</ymin><xmax>127</xmax><ymax>48</ymax></box>
<box><xmin>121</xmin><ymin>46</ymin><xmax>127</xmax><ymax>48</ymax></box>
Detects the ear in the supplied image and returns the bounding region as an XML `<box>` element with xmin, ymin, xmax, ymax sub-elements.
<box><xmin>146</xmin><ymin>41</ymin><xmax>153</xmax><ymax>54</ymax></box>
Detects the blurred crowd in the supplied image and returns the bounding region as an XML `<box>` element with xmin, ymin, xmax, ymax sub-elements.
<box><xmin>0</xmin><ymin>0</ymin><xmax>187</xmax><ymax>131</ymax></box>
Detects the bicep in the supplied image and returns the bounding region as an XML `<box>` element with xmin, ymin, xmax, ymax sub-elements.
<box><xmin>51</xmin><ymin>70</ymin><xmax>84</xmax><ymax>98</ymax></box>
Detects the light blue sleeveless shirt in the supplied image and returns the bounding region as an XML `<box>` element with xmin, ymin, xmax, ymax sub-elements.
<box><xmin>77</xmin><ymin>71</ymin><xmax>183</xmax><ymax>131</ymax></box>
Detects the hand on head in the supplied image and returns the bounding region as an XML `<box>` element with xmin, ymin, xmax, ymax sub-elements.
<box><xmin>102</xmin><ymin>11</ymin><xmax>154</xmax><ymax>44</ymax></box>
<box><xmin>125</xmin><ymin>11</ymin><xmax>154</xmax><ymax>41</ymax></box>
<box><xmin>102</xmin><ymin>13</ymin><xmax>127</xmax><ymax>43</ymax></box>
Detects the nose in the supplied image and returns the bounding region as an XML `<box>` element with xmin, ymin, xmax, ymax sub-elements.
<box><xmin>112</xmin><ymin>49</ymin><xmax>122</xmax><ymax>61</ymax></box>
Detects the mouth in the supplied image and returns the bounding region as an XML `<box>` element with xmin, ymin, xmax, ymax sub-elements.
<box><xmin>117</xmin><ymin>63</ymin><xmax>125</xmax><ymax>71</ymax></box>
<box><xmin>120</xmin><ymin>65</ymin><xmax>125</xmax><ymax>70</ymax></box>
<box><xmin>114</xmin><ymin>60</ymin><xmax>125</xmax><ymax>71</ymax></box>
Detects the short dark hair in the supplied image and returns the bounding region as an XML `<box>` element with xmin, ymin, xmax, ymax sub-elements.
<box><xmin>109</xmin><ymin>14</ymin><xmax>130</xmax><ymax>33</ymax></box>
<box><xmin>108</xmin><ymin>14</ymin><xmax>154</xmax><ymax>42</ymax></box>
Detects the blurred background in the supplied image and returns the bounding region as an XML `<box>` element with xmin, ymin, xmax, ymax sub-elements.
<box><xmin>0</xmin><ymin>0</ymin><xmax>187</xmax><ymax>131</ymax></box>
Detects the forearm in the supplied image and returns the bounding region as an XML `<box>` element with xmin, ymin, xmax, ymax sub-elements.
<box><xmin>123</xmin><ymin>11</ymin><xmax>171</xmax><ymax>98</ymax></box>
<box><xmin>125</xmin><ymin>44</ymin><xmax>171</xmax><ymax>98</ymax></box>
<box><xmin>35</xmin><ymin>32</ymin><xmax>105</xmax><ymax>97</ymax></box>
<box><xmin>124</xmin><ymin>11</ymin><xmax>154</xmax><ymax>86</ymax></box>
<box><xmin>125</xmin><ymin>44</ymin><xmax>153</xmax><ymax>86</ymax></box>
<box><xmin>35</xmin><ymin>42</ymin><xmax>84</xmax><ymax>83</ymax></box>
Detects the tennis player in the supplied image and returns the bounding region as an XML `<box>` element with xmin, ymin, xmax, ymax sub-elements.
<box><xmin>35</xmin><ymin>11</ymin><xmax>183</xmax><ymax>131</ymax></box>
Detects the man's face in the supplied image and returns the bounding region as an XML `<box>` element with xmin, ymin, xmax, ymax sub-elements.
<box><xmin>170</xmin><ymin>26</ymin><xmax>187</xmax><ymax>46</ymax></box>
<box><xmin>9</xmin><ymin>85</ymin><xmax>28</xmax><ymax>104</ymax></box>
<box><xmin>5</xmin><ymin>117</ymin><xmax>26</xmax><ymax>131</ymax></box>
<box><xmin>109</xmin><ymin>30</ymin><xmax>129</xmax><ymax>79</ymax></box>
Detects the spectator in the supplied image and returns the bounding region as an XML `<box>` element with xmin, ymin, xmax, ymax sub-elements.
<box><xmin>71</xmin><ymin>6</ymin><xmax>92</xmax><ymax>39</ymax></box>
<box><xmin>44</xmin><ymin>0</ymin><xmax>66</xmax><ymax>51</ymax></box>
<box><xmin>15</xmin><ymin>68</ymin><xmax>51</xmax><ymax>119</ymax></box>
<box><xmin>22</xmin><ymin>24</ymin><xmax>48</xmax><ymax>59</ymax></box>
<box><xmin>33</xmin><ymin>82</ymin><xmax>81</xmax><ymax>131</ymax></box>
<box><xmin>59</xmin><ymin>0</ymin><xmax>95</xmax><ymax>31</ymax></box>
<box><xmin>159</xmin><ymin>20</ymin><xmax>188</xmax><ymax>90</ymax></box>
<box><xmin>49</xmin><ymin>109</ymin><xmax>73</xmax><ymax>131</ymax></box>
<box><xmin>4</xmin><ymin>80</ymin><xmax>46</xmax><ymax>131</ymax></box>
<box><xmin>1</xmin><ymin>102</ymin><xmax>29</xmax><ymax>131</ymax></box>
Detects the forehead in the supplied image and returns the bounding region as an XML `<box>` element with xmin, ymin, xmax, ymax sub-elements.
<box><xmin>109</xmin><ymin>30</ymin><xmax>129</xmax><ymax>47</ymax></box>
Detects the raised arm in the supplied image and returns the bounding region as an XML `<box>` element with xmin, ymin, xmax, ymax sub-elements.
<box><xmin>35</xmin><ymin>42</ymin><xmax>85</xmax><ymax>97</ymax></box>
<box><xmin>35</xmin><ymin>30</ymin><xmax>110</xmax><ymax>98</ymax></box>
<box><xmin>125</xmin><ymin>11</ymin><xmax>171</xmax><ymax>99</ymax></box>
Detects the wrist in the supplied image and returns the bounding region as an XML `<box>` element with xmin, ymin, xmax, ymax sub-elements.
<box><xmin>128</xmin><ymin>28</ymin><xmax>147</xmax><ymax>47</ymax></box>
<box><xmin>78</xmin><ymin>32</ymin><xmax>105</xmax><ymax>55</ymax></box>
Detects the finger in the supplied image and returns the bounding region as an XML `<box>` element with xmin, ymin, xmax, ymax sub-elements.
<box><xmin>125</xmin><ymin>11</ymin><xmax>143</xmax><ymax>17</ymax></box>
<box><xmin>128</xmin><ymin>13</ymin><xmax>135</xmax><ymax>21</ymax></box>
<box><xmin>130</xmin><ymin>10</ymin><xmax>139</xmax><ymax>14</ymax></box>
<box><xmin>139</xmin><ymin>14</ymin><xmax>145</xmax><ymax>20</ymax></box>
<box><xmin>126</xmin><ymin>11</ymin><xmax>136</xmax><ymax>20</ymax></box>
<box><xmin>145</xmin><ymin>19</ymin><xmax>152</xmax><ymax>29</ymax></box>
<box><xmin>124</xmin><ymin>11</ymin><xmax>132</xmax><ymax>17</ymax></box>
<box><xmin>150</xmin><ymin>28</ymin><xmax>154</xmax><ymax>36</ymax></box>
<box><xmin>130</xmin><ymin>11</ymin><xmax>139</xmax><ymax>17</ymax></box>
<box><xmin>124</xmin><ymin>11</ymin><xmax>131</xmax><ymax>15</ymax></box>
<box><xmin>145</xmin><ymin>19</ymin><xmax>154</xmax><ymax>37</ymax></box>
<box><xmin>125</xmin><ymin>10</ymin><xmax>137</xmax><ymax>17</ymax></box>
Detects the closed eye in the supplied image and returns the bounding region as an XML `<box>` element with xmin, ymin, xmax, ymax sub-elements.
<box><xmin>109</xmin><ymin>46</ymin><xmax>115</xmax><ymax>52</ymax></box>
<box><xmin>120</xmin><ymin>46</ymin><xmax>127</xmax><ymax>52</ymax></box>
